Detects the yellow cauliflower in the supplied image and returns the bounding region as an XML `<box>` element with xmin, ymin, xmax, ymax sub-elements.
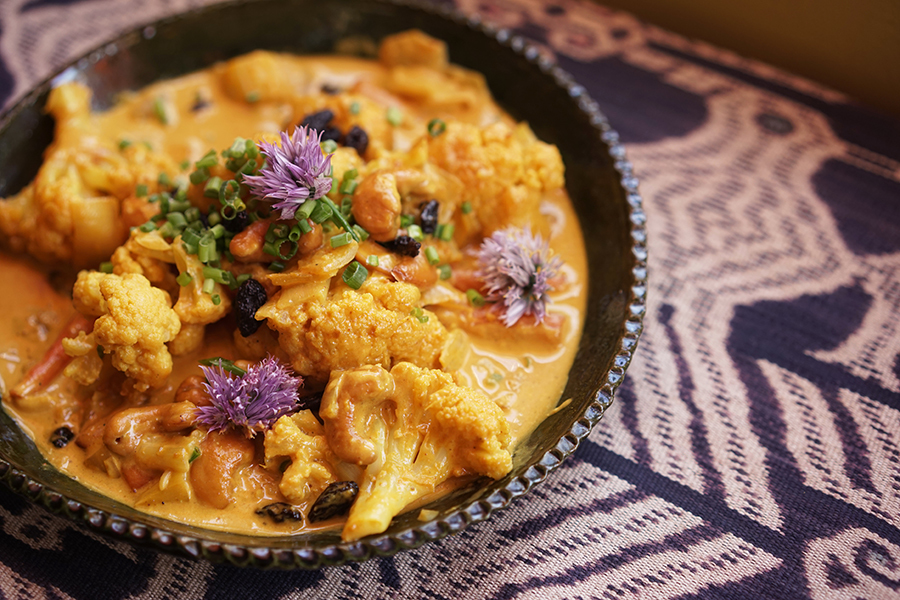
<box><xmin>427</xmin><ymin>121</ymin><xmax>564</xmax><ymax>243</ymax></box>
<box><xmin>0</xmin><ymin>83</ymin><xmax>180</xmax><ymax>266</ymax></box>
<box><xmin>264</xmin><ymin>411</ymin><xmax>338</xmax><ymax>507</ymax></box>
<box><xmin>63</xmin><ymin>272</ymin><xmax>181</xmax><ymax>390</ymax></box>
<box><xmin>320</xmin><ymin>362</ymin><xmax>512</xmax><ymax>541</ymax></box>
<box><xmin>259</xmin><ymin>273</ymin><xmax>448</xmax><ymax>384</ymax></box>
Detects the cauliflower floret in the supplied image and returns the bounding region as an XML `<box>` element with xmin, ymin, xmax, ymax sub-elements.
<box><xmin>320</xmin><ymin>362</ymin><xmax>512</xmax><ymax>541</ymax></box>
<box><xmin>218</xmin><ymin>50</ymin><xmax>311</xmax><ymax>103</ymax></box>
<box><xmin>259</xmin><ymin>272</ymin><xmax>448</xmax><ymax>384</ymax></box>
<box><xmin>427</xmin><ymin>121</ymin><xmax>564</xmax><ymax>243</ymax></box>
<box><xmin>62</xmin><ymin>272</ymin><xmax>181</xmax><ymax>390</ymax></box>
<box><xmin>0</xmin><ymin>83</ymin><xmax>180</xmax><ymax>266</ymax></box>
<box><xmin>264</xmin><ymin>411</ymin><xmax>338</xmax><ymax>506</ymax></box>
<box><xmin>170</xmin><ymin>242</ymin><xmax>231</xmax><ymax>354</ymax></box>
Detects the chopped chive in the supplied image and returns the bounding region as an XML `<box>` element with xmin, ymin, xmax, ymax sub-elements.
<box><xmin>427</xmin><ymin>118</ymin><xmax>446</xmax><ymax>137</ymax></box>
<box><xmin>212</xmin><ymin>294</ymin><xmax>221</xmax><ymax>305</ymax></box>
<box><xmin>166</xmin><ymin>212</ymin><xmax>187</xmax><ymax>230</ymax></box>
<box><xmin>288</xmin><ymin>224</ymin><xmax>303</xmax><ymax>242</ymax></box>
<box><xmin>158</xmin><ymin>172</ymin><xmax>172</xmax><ymax>187</ymax></box>
<box><xmin>207</xmin><ymin>210</ymin><xmax>222</xmax><ymax>227</ymax></box>
<box><xmin>400</xmin><ymin>214</ymin><xmax>414</xmax><ymax>228</ymax></box>
<box><xmin>190</xmin><ymin>167</ymin><xmax>210</xmax><ymax>185</ymax></box>
<box><xmin>349</xmin><ymin>101</ymin><xmax>360</xmax><ymax>115</ymax></box>
<box><xmin>330</xmin><ymin>232</ymin><xmax>352</xmax><ymax>248</ymax></box>
<box><xmin>461</xmin><ymin>201</ymin><xmax>473</xmax><ymax>215</ymax></box>
<box><xmin>203</xmin><ymin>176</ymin><xmax>223</xmax><ymax>199</ymax></box>
<box><xmin>425</xmin><ymin>246</ymin><xmax>440</xmax><ymax>265</ymax></box>
<box><xmin>202</xmin><ymin>267</ymin><xmax>230</xmax><ymax>284</ymax></box>
<box><xmin>118</xmin><ymin>139</ymin><xmax>132</xmax><ymax>150</ymax></box>
<box><xmin>386</xmin><ymin>106</ymin><xmax>403</xmax><ymax>126</ymax></box>
<box><xmin>180</xmin><ymin>159</ymin><xmax>190</xmax><ymax>170</ymax></box>
<box><xmin>319</xmin><ymin>196</ymin><xmax>359</xmax><ymax>241</ymax></box>
<box><xmin>269</xmin><ymin>261</ymin><xmax>286</xmax><ymax>273</ymax></box>
<box><xmin>466</xmin><ymin>289</ymin><xmax>486</xmax><ymax>307</ymax></box>
<box><xmin>139</xmin><ymin>221</ymin><xmax>157</xmax><ymax>233</ymax></box>
<box><xmin>438</xmin><ymin>223</ymin><xmax>455</xmax><ymax>241</ymax></box>
<box><xmin>135</xmin><ymin>183</ymin><xmax>148</xmax><ymax>197</ymax></box>
<box><xmin>407</xmin><ymin>224</ymin><xmax>424</xmax><ymax>241</ymax></box>
<box><xmin>198</xmin><ymin>236</ymin><xmax>218</xmax><ymax>263</ymax></box>
<box><xmin>246</xmin><ymin>91</ymin><xmax>261</xmax><ymax>103</ymax></box>
<box><xmin>296</xmin><ymin>200</ymin><xmax>317</xmax><ymax>220</ymax></box>
<box><xmin>157</xmin><ymin>222</ymin><xmax>176</xmax><ymax>240</ymax></box>
<box><xmin>339</xmin><ymin>178</ymin><xmax>358</xmax><ymax>195</ymax></box>
<box><xmin>342</xmin><ymin>168</ymin><xmax>359</xmax><ymax>181</ymax></box>
<box><xmin>263</xmin><ymin>239</ymin><xmax>297</xmax><ymax>260</ymax></box>
<box><xmin>366</xmin><ymin>255</ymin><xmax>379</xmax><ymax>267</ymax></box>
<box><xmin>195</xmin><ymin>150</ymin><xmax>218</xmax><ymax>169</ymax></box>
<box><xmin>342</xmin><ymin>261</ymin><xmax>368</xmax><ymax>289</ymax></box>
<box><xmin>410</xmin><ymin>307</ymin><xmax>429</xmax><ymax>323</ymax></box>
<box><xmin>309</xmin><ymin>196</ymin><xmax>332</xmax><ymax>223</ymax></box>
<box><xmin>321</xmin><ymin>139</ymin><xmax>338</xmax><ymax>154</ymax></box>
<box><xmin>437</xmin><ymin>264</ymin><xmax>452</xmax><ymax>280</ymax></box>
<box><xmin>236</xmin><ymin>273</ymin><xmax>251</xmax><ymax>285</ymax></box>
<box><xmin>168</xmin><ymin>199</ymin><xmax>191</xmax><ymax>213</ymax></box>
<box><xmin>202</xmin><ymin>278</ymin><xmax>216</xmax><ymax>295</ymax></box>
<box><xmin>199</xmin><ymin>357</ymin><xmax>246</xmax><ymax>376</ymax></box>
<box><xmin>352</xmin><ymin>225</ymin><xmax>369</xmax><ymax>241</ymax></box>
<box><xmin>176</xmin><ymin>271</ymin><xmax>193</xmax><ymax>286</ymax></box>
<box><xmin>189</xmin><ymin>447</ymin><xmax>201</xmax><ymax>463</ymax></box>
<box><xmin>184</xmin><ymin>207</ymin><xmax>201</xmax><ymax>223</ymax></box>
<box><xmin>340</xmin><ymin>196</ymin><xmax>353</xmax><ymax>216</ymax></box>
<box><xmin>153</xmin><ymin>97</ymin><xmax>169</xmax><ymax>125</ymax></box>
<box><xmin>99</xmin><ymin>261</ymin><xmax>114</xmax><ymax>274</ymax></box>
<box><xmin>297</xmin><ymin>219</ymin><xmax>312</xmax><ymax>234</ymax></box>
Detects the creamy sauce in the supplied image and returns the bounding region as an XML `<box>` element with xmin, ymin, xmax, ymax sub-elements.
<box><xmin>0</xmin><ymin>52</ymin><xmax>587</xmax><ymax>535</ymax></box>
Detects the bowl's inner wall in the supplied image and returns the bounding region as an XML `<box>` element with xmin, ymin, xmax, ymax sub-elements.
<box><xmin>0</xmin><ymin>0</ymin><xmax>632</xmax><ymax>546</ymax></box>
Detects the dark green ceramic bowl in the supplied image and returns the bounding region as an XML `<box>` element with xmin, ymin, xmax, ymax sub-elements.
<box><xmin>0</xmin><ymin>0</ymin><xmax>646</xmax><ymax>568</ymax></box>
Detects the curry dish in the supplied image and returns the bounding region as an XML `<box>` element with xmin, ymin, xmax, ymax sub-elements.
<box><xmin>0</xmin><ymin>31</ymin><xmax>586</xmax><ymax>541</ymax></box>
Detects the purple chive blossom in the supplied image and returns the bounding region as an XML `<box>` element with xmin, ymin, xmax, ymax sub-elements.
<box><xmin>243</xmin><ymin>125</ymin><xmax>333</xmax><ymax>220</ymax></box>
<box><xmin>476</xmin><ymin>227</ymin><xmax>563</xmax><ymax>326</ymax></box>
<box><xmin>195</xmin><ymin>356</ymin><xmax>302</xmax><ymax>436</ymax></box>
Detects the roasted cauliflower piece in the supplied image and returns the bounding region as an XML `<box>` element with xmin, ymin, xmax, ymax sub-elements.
<box><xmin>264</xmin><ymin>411</ymin><xmax>338</xmax><ymax>506</ymax></box>
<box><xmin>259</xmin><ymin>272</ymin><xmax>448</xmax><ymax>384</ymax></box>
<box><xmin>320</xmin><ymin>362</ymin><xmax>512</xmax><ymax>541</ymax></box>
<box><xmin>0</xmin><ymin>83</ymin><xmax>180</xmax><ymax>266</ymax></box>
<box><xmin>427</xmin><ymin>121</ymin><xmax>564</xmax><ymax>243</ymax></box>
<box><xmin>62</xmin><ymin>272</ymin><xmax>181</xmax><ymax>390</ymax></box>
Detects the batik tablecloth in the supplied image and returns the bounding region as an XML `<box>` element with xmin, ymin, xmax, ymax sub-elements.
<box><xmin>2</xmin><ymin>0</ymin><xmax>899</xmax><ymax>598</ymax></box>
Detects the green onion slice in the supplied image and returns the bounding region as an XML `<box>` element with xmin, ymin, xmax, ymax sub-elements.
<box><xmin>342</xmin><ymin>261</ymin><xmax>368</xmax><ymax>289</ymax></box>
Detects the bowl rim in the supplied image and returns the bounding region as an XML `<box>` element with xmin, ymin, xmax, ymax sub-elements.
<box><xmin>0</xmin><ymin>0</ymin><xmax>647</xmax><ymax>569</ymax></box>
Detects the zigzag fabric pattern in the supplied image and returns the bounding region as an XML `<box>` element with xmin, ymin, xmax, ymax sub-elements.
<box><xmin>1</xmin><ymin>0</ymin><xmax>899</xmax><ymax>598</ymax></box>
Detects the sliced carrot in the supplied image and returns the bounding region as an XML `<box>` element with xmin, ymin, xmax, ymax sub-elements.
<box><xmin>11</xmin><ymin>314</ymin><xmax>92</xmax><ymax>399</ymax></box>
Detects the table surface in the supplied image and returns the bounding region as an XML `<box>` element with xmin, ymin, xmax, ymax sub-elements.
<box><xmin>2</xmin><ymin>0</ymin><xmax>899</xmax><ymax>598</ymax></box>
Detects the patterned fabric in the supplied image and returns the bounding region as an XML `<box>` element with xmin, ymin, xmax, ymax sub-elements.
<box><xmin>2</xmin><ymin>0</ymin><xmax>900</xmax><ymax>597</ymax></box>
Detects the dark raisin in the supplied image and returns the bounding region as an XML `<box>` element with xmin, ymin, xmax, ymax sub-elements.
<box><xmin>298</xmin><ymin>391</ymin><xmax>323</xmax><ymax>413</ymax></box>
<box><xmin>221</xmin><ymin>209</ymin><xmax>249</xmax><ymax>234</ymax></box>
<box><xmin>321</xmin><ymin>84</ymin><xmax>341</xmax><ymax>95</ymax></box>
<box><xmin>256</xmin><ymin>502</ymin><xmax>303</xmax><ymax>523</ymax></box>
<box><xmin>301</xmin><ymin>109</ymin><xmax>335</xmax><ymax>132</ymax></box>
<box><xmin>321</xmin><ymin>127</ymin><xmax>342</xmax><ymax>143</ymax></box>
<box><xmin>308</xmin><ymin>481</ymin><xmax>359</xmax><ymax>523</ymax></box>
<box><xmin>190</xmin><ymin>97</ymin><xmax>211</xmax><ymax>112</ymax></box>
<box><xmin>378</xmin><ymin>235</ymin><xmax>420</xmax><ymax>257</ymax></box>
<box><xmin>50</xmin><ymin>427</ymin><xmax>74</xmax><ymax>449</ymax></box>
<box><xmin>343</xmin><ymin>126</ymin><xmax>369</xmax><ymax>156</ymax></box>
<box><xmin>235</xmin><ymin>278</ymin><xmax>268</xmax><ymax>337</ymax></box>
<box><xmin>419</xmin><ymin>200</ymin><xmax>439</xmax><ymax>235</ymax></box>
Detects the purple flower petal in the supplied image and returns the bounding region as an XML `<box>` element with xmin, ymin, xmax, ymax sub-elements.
<box><xmin>476</xmin><ymin>227</ymin><xmax>562</xmax><ymax>326</ymax></box>
<box><xmin>195</xmin><ymin>356</ymin><xmax>303</xmax><ymax>436</ymax></box>
<box><xmin>244</xmin><ymin>126</ymin><xmax>334</xmax><ymax>220</ymax></box>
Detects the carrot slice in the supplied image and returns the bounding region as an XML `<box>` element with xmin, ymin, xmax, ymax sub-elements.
<box><xmin>11</xmin><ymin>314</ymin><xmax>92</xmax><ymax>398</ymax></box>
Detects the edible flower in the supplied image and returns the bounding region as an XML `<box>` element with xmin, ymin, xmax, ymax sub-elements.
<box><xmin>195</xmin><ymin>355</ymin><xmax>302</xmax><ymax>436</ymax></box>
<box><xmin>476</xmin><ymin>227</ymin><xmax>562</xmax><ymax>326</ymax></box>
<box><xmin>244</xmin><ymin>125</ymin><xmax>333</xmax><ymax>220</ymax></box>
